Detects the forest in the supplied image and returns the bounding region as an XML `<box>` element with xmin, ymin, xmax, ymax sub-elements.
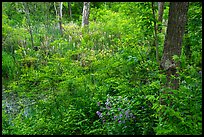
<box><xmin>2</xmin><ymin>2</ymin><xmax>202</xmax><ymax>135</ymax></box>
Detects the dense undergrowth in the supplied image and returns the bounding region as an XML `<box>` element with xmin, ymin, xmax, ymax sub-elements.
<box><xmin>2</xmin><ymin>2</ymin><xmax>202</xmax><ymax>135</ymax></box>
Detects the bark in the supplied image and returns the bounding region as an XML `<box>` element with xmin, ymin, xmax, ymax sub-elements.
<box><xmin>44</xmin><ymin>2</ymin><xmax>50</xmax><ymax>34</ymax></box>
<box><xmin>59</xmin><ymin>2</ymin><xmax>63</xmax><ymax>35</ymax></box>
<box><xmin>161</xmin><ymin>2</ymin><xmax>189</xmax><ymax>90</ymax></box>
<box><xmin>157</xmin><ymin>2</ymin><xmax>165</xmax><ymax>33</ymax></box>
<box><xmin>151</xmin><ymin>2</ymin><xmax>159</xmax><ymax>65</ymax></box>
<box><xmin>82</xmin><ymin>2</ymin><xmax>90</xmax><ymax>27</ymax></box>
<box><xmin>68</xmin><ymin>2</ymin><xmax>72</xmax><ymax>19</ymax></box>
<box><xmin>54</xmin><ymin>2</ymin><xmax>63</xmax><ymax>36</ymax></box>
<box><xmin>23</xmin><ymin>2</ymin><xmax>34</xmax><ymax>47</ymax></box>
<box><xmin>54</xmin><ymin>2</ymin><xmax>58</xmax><ymax>20</ymax></box>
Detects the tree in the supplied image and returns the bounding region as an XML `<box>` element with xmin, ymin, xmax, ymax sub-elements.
<box><xmin>151</xmin><ymin>2</ymin><xmax>159</xmax><ymax>65</ymax></box>
<box><xmin>160</xmin><ymin>2</ymin><xmax>189</xmax><ymax>90</ymax></box>
<box><xmin>82</xmin><ymin>2</ymin><xmax>90</xmax><ymax>27</ymax></box>
<box><xmin>54</xmin><ymin>2</ymin><xmax>63</xmax><ymax>35</ymax></box>
<box><xmin>68</xmin><ymin>2</ymin><xmax>72</xmax><ymax>19</ymax></box>
<box><xmin>22</xmin><ymin>2</ymin><xmax>34</xmax><ymax>47</ymax></box>
<box><xmin>157</xmin><ymin>2</ymin><xmax>165</xmax><ymax>33</ymax></box>
<box><xmin>59</xmin><ymin>2</ymin><xmax>63</xmax><ymax>35</ymax></box>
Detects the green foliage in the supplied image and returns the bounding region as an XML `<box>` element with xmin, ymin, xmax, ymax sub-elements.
<box><xmin>2</xmin><ymin>51</ymin><xmax>16</xmax><ymax>79</ymax></box>
<box><xmin>183</xmin><ymin>2</ymin><xmax>202</xmax><ymax>68</ymax></box>
<box><xmin>150</xmin><ymin>66</ymin><xmax>202</xmax><ymax>135</ymax></box>
<box><xmin>2</xmin><ymin>2</ymin><xmax>202</xmax><ymax>135</ymax></box>
<box><xmin>95</xmin><ymin>95</ymin><xmax>144</xmax><ymax>135</ymax></box>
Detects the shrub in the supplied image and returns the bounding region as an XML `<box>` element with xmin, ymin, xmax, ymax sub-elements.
<box><xmin>2</xmin><ymin>51</ymin><xmax>16</xmax><ymax>79</ymax></box>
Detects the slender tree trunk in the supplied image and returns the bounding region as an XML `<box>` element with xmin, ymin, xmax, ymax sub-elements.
<box><xmin>82</xmin><ymin>2</ymin><xmax>90</xmax><ymax>27</ymax></box>
<box><xmin>23</xmin><ymin>2</ymin><xmax>34</xmax><ymax>47</ymax></box>
<box><xmin>161</xmin><ymin>2</ymin><xmax>189</xmax><ymax>90</ymax></box>
<box><xmin>59</xmin><ymin>2</ymin><xmax>63</xmax><ymax>36</ymax></box>
<box><xmin>68</xmin><ymin>2</ymin><xmax>72</xmax><ymax>19</ymax></box>
<box><xmin>44</xmin><ymin>2</ymin><xmax>50</xmax><ymax>34</ymax></box>
<box><xmin>54</xmin><ymin>2</ymin><xmax>63</xmax><ymax>35</ymax></box>
<box><xmin>151</xmin><ymin>2</ymin><xmax>159</xmax><ymax>65</ymax></box>
<box><xmin>157</xmin><ymin>2</ymin><xmax>165</xmax><ymax>33</ymax></box>
<box><xmin>54</xmin><ymin>2</ymin><xmax>58</xmax><ymax>21</ymax></box>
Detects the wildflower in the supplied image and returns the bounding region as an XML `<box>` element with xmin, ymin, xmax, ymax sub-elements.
<box><xmin>96</xmin><ymin>111</ymin><xmax>102</xmax><ymax>118</ymax></box>
<box><xmin>118</xmin><ymin>108</ymin><xmax>121</xmax><ymax>111</ymax></box>
<box><xmin>114</xmin><ymin>115</ymin><xmax>117</xmax><ymax>120</ymax></box>
<box><xmin>118</xmin><ymin>120</ymin><xmax>121</xmax><ymax>123</ymax></box>
<box><xmin>125</xmin><ymin>110</ymin><xmax>130</xmax><ymax>116</ymax></box>
<box><xmin>199</xmin><ymin>71</ymin><xmax>202</xmax><ymax>75</ymax></box>
<box><xmin>96</xmin><ymin>111</ymin><xmax>100</xmax><ymax>115</ymax></box>
<box><xmin>106</xmin><ymin>106</ymin><xmax>111</xmax><ymax>110</ymax></box>
<box><xmin>97</xmin><ymin>102</ymin><xmax>100</xmax><ymax>106</ymax></box>
<box><xmin>105</xmin><ymin>102</ymin><xmax>109</xmax><ymax>106</ymax></box>
<box><xmin>119</xmin><ymin>114</ymin><xmax>123</xmax><ymax>118</ymax></box>
<box><xmin>141</xmin><ymin>106</ymin><xmax>144</xmax><ymax>109</ymax></box>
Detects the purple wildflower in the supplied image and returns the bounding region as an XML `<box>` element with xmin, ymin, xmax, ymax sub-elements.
<box><xmin>96</xmin><ymin>111</ymin><xmax>101</xmax><ymax>115</ymax></box>
<box><xmin>119</xmin><ymin>114</ymin><xmax>123</xmax><ymax>118</ymax></box>
<box><xmin>125</xmin><ymin>110</ymin><xmax>130</xmax><ymax>116</ymax></box>
<box><xmin>107</xmin><ymin>106</ymin><xmax>111</xmax><ymax>110</ymax></box>
<box><xmin>96</xmin><ymin>111</ymin><xmax>102</xmax><ymax>118</ymax></box>
<box><xmin>105</xmin><ymin>102</ymin><xmax>109</xmax><ymax>106</ymax></box>
<box><xmin>118</xmin><ymin>108</ymin><xmax>121</xmax><ymax>111</ymax></box>
<box><xmin>97</xmin><ymin>102</ymin><xmax>100</xmax><ymax>106</ymax></box>
<box><xmin>114</xmin><ymin>115</ymin><xmax>117</xmax><ymax>120</ymax></box>
<box><xmin>118</xmin><ymin>120</ymin><xmax>121</xmax><ymax>123</ymax></box>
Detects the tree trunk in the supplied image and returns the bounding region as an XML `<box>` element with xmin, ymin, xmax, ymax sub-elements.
<box><xmin>54</xmin><ymin>2</ymin><xmax>58</xmax><ymax>21</ymax></box>
<box><xmin>44</xmin><ymin>2</ymin><xmax>50</xmax><ymax>34</ymax></box>
<box><xmin>68</xmin><ymin>2</ymin><xmax>72</xmax><ymax>19</ymax></box>
<box><xmin>54</xmin><ymin>2</ymin><xmax>63</xmax><ymax>36</ymax></box>
<box><xmin>82</xmin><ymin>2</ymin><xmax>90</xmax><ymax>27</ymax></box>
<box><xmin>59</xmin><ymin>2</ymin><xmax>63</xmax><ymax>36</ymax></box>
<box><xmin>161</xmin><ymin>2</ymin><xmax>189</xmax><ymax>90</ymax></box>
<box><xmin>157</xmin><ymin>2</ymin><xmax>165</xmax><ymax>33</ymax></box>
<box><xmin>151</xmin><ymin>2</ymin><xmax>159</xmax><ymax>65</ymax></box>
<box><xmin>23</xmin><ymin>2</ymin><xmax>34</xmax><ymax>48</ymax></box>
